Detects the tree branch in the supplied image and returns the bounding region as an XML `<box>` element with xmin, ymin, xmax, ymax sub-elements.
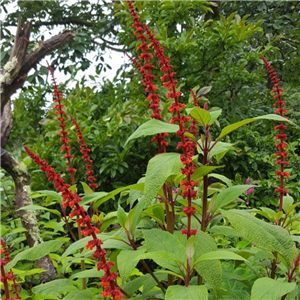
<box><xmin>1</xmin><ymin>21</ymin><xmax>75</xmax><ymax>150</ymax></box>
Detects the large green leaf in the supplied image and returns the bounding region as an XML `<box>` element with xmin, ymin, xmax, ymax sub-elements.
<box><xmin>18</xmin><ymin>204</ymin><xmax>61</xmax><ymax>217</ymax></box>
<box><xmin>63</xmin><ymin>290</ymin><xmax>93</xmax><ymax>300</ymax></box>
<box><xmin>221</xmin><ymin>210</ymin><xmax>298</xmax><ymax>263</ymax></box>
<box><xmin>5</xmin><ymin>240</ymin><xmax>65</xmax><ymax>271</ymax></box>
<box><xmin>194</xmin><ymin>250</ymin><xmax>246</xmax><ymax>265</ymax></box>
<box><xmin>193</xmin><ymin>231</ymin><xmax>222</xmax><ymax>290</ymax></box>
<box><xmin>190</xmin><ymin>107</ymin><xmax>211</xmax><ymax>127</ymax></box>
<box><xmin>250</xmin><ymin>278</ymin><xmax>296</xmax><ymax>300</ymax></box>
<box><xmin>59</xmin><ymin>233</ymin><xmax>111</xmax><ymax>261</ymax></box>
<box><xmin>209</xmin><ymin>109</ymin><xmax>222</xmax><ymax>125</ymax></box>
<box><xmin>32</xmin><ymin>279</ymin><xmax>77</xmax><ymax>297</ymax></box>
<box><xmin>143</xmin><ymin>229</ymin><xmax>185</xmax><ymax>258</ymax></box>
<box><xmin>215</xmin><ymin>114</ymin><xmax>296</xmax><ymax>142</ymax></box>
<box><xmin>117</xmin><ymin>205</ymin><xmax>127</xmax><ymax>229</ymax></box>
<box><xmin>81</xmin><ymin>191</ymin><xmax>108</xmax><ymax>206</ymax></box>
<box><xmin>70</xmin><ymin>268</ymin><xmax>104</xmax><ymax>279</ymax></box>
<box><xmin>31</xmin><ymin>190</ymin><xmax>62</xmax><ymax>201</ymax></box>
<box><xmin>143</xmin><ymin>153</ymin><xmax>183</xmax><ymax>207</ymax></box>
<box><xmin>165</xmin><ymin>285</ymin><xmax>208</xmax><ymax>300</ymax></box>
<box><xmin>212</xmin><ymin>185</ymin><xmax>255</xmax><ymax>213</ymax></box>
<box><xmin>191</xmin><ymin>165</ymin><xmax>224</xmax><ymax>181</ymax></box>
<box><xmin>208</xmin><ymin>173</ymin><xmax>232</xmax><ymax>187</ymax></box>
<box><xmin>209</xmin><ymin>141</ymin><xmax>235</xmax><ymax>162</ymax></box>
<box><xmin>125</xmin><ymin>119</ymin><xmax>179</xmax><ymax>146</ymax></box>
<box><xmin>127</xmin><ymin>198</ymin><xmax>145</xmax><ymax>236</ymax></box>
<box><xmin>117</xmin><ymin>249</ymin><xmax>145</xmax><ymax>281</ymax></box>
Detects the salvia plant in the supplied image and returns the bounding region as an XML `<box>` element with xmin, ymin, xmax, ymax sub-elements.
<box><xmin>1</xmin><ymin>239</ymin><xmax>22</xmax><ymax>300</ymax></box>
<box><xmin>1</xmin><ymin>1</ymin><xmax>299</xmax><ymax>300</ymax></box>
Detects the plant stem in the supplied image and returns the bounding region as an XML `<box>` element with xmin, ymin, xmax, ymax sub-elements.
<box><xmin>201</xmin><ymin>126</ymin><xmax>210</xmax><ymax>232</ymax></box>
<box><xmin>185</xmin><ymin>259</ymin><xmax>191</xmax><ymax>287</ymax></box>
<box><xmin>141</xmin><ymin>260</ymin><xmax>166</xmax><ymax>294</ymax></box>
<box><xmin>270</xmin><ymin>252</ymin><xmax>278</xmax><ymax>279</ymax></box>
<box><xmin>197</xmin><ymin>274</ymin><xmax>203</xmax><ymax>285</ymax></box>
<box><xmin>1</xmin><ymin>265</ymin><xmax>10</xmax><ymax>299</ymax></box>
<box><xmin>163</xmin><ymin>184</ymin><xmax>174</xmax><ymax>233</ymax></box>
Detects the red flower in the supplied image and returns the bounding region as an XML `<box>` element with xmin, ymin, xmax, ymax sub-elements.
<box><xmin>24</xmin><ymin>146</ymin><xmax>122</xmax><ymax>299</ymax></box>
<box><xmin>261</xmin><ymin>56</ymin><xmax>289</xmax><ymax>211</ymax></box>
<box><xmin>47</xmin><ymin>64</ymin><xmax>76</xmax><ymax>184</ymax></box>
<box><xmin>70</xmin><ymin>116</ymin><xmax>98</xmax><ymax>191</ymax></box>
<box><xmin>126</xmin><ymin>1</ymin><xmax>169</xmax><ymax>154</ymax></box>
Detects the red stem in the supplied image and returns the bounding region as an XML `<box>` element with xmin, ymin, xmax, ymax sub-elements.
<box><xmin>1</xmin><ymin>265</ymin><xmax>10</xmax><ymax>299</ymax></box>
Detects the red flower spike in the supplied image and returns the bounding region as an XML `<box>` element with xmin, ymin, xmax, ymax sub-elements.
<box><xmin>24</xmin><ymin>146</ymin><xmax>123</xmax><ymax>299</ymax></box>
<box><xmin>126</xmin><ymin>1</ymin><xmax>168</xmax><ymax>154</ymax></box>
<box><xmin>47</xmin><ymin>64</ymin><xmax>76</xmax><ymax>184</ymax></box>
<box><xmin>261</xmin><ymin>56</ymin><xmax>289</xmax><ymax>214</ymax></box>
<box><xmin>70</xmin><ymin>116</ymin><xmax>98</xmax><ymax>192</ymax></box>
<box><xmin>142</xmin><ymin>21</ymin><xmax>198</xmax><ymax>237</ymax></box>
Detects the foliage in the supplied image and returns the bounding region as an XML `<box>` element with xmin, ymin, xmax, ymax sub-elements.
<box><xmin>1</xmin><ymin>1</ymin><xmax>300</xmax><ymax>300</ymax></box>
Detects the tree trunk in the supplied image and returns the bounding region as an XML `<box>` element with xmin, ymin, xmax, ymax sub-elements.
<box><xmin>1</xmin><ymin>150</ymin><xmax>57</xmax><ymax>282</ymax></box>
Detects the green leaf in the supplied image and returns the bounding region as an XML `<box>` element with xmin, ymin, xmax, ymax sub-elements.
<box><xmin>209</xmin><ymin>225</ymin><xmax>243</xmax><ymax>237</ymax></box>
<box><xmin>127</xmin><ymin>198</ymin><xmax>144</xmax><ymax>235</ymax></box>
<box><xmin>32</xmin><ymin>279</ymin><xmax>77</xmax><ymax>297</ymax></box>
<box><xmin>208</xmin><ymin>173</ymin><xmax>232</xmax><ymax>187</ymax></box>
<box><xmin>81</xmin><ymin>191</ymin><xmax>108</xmax><ymax>206</ymax></box>
<box><xmin>143</xmin><ymin>153</ymin><xmax>183</xmax><ymax>207</ymax></box>
<box><xmin>209</xmin><ymin>109</ymin><xmax>222</xmax><ymax>125</ymax></box>
<box><xmin>80</xmin><ymin>182</ymin><xmax>93</xmax><ymax>195</ymax></box>
<box><xmin>190</xmin><ymin>107</ymin><xmax>211</xmax><ymax>127</ymax></box>
<box><xmin>63</xmin><ymin>290</ymin><xmax>93</xmax><ymax>300</ymax></box>
<box><xmin>136</xmin><ymin>251</ymin><xmax>184</xmax><ymax>274</ymax></box>
<box><xmin>143</xmin><ymin>229</ymin><xmax>185</xmax><ymax>258</ymax></box>
<box><xmin>59</xmin><ymin>233</ymin><xmax>110</xmax><ymax>261</ymax></box>
<box><xmin>5</xmin><ymin>240</ymin><xmax>65</xmax><ymax>271</ymax></box>
<box><xmin>117</xmin><ymin>205</ymin><xmax>127</xmax><ymax>229</ymax></box>
<box><xmin>282</xmin><ymin>196</ymin><xmax>294</xmax><ymax>212</ymax></box>
<box><xmin>192</xmin><ymin>165</ymin><xmax>224</xmax><ymax>181</ymax></box>
<box><xmin>212</xmin><ymin>185</ymin><xmax>255</xmax><ymax>213</ymax></box>
<box><xmin>70</xmin><ymin>268</ymin><xmax>104</xmax><ymax>279</ymax></box>
<box><xmin>193</xmin><ymin>231</ymin><xmax>222</xmax><ymax>290</ymax></box>
<box><xmin>17</xmin><ymin>204</ymin><xmax>61</xmax><ymax>217</ymax></box>
<box><xmin>31</xmin><ymin>190</ymin><xmax>62</xmax><ymax>201</ymax></box>
<box><xmin>196</xmin><ymin>85</ymin><xmax>212</xmax><ymax>96</ymax></box>
<box><xmin>165</xmin><ymin>285</ymin><xmax>208</xmax><ymax>300</ymax></box>
<box><xmin>125</xmin><ymin>119</ymin><xmax>179</xmax><ymax>146</ymax></box>
<box><xmin>216</xmin><ymin>114</ymin><xmax>297</xmax><ymax>142</ymax></box>
<box><xmin>186</xmin><ymin>236</ymin><xmax>195</xmax><ymax>265</ymax></box>
<box><xmin>2</xmin><ymin>227</ymin><xmax>27</xmax><ymax>236</ymax></box>
<box><xmin>117</xmin><ymin>249</ymin><xmax>145</xmax><ymax>281</ymax></box>
<box><xmin>221</xmin><ymin>209</ymin><xmax>298</xmax><ymax>263</ymax></box>
<box><xmin>143</xmin><ymin>204</ymin><xmax>165</xmax><ymax>225</ymax></box>
<box><xmin>285</xmin><ymin>202</ymin><xmax>300</xmax><ymax>214</ymax></box>
<box><xmin>194</xmin><ymin>250</ymin><xmax>246</xmax><ymax>265</ymax></box>
<box><xmin>94</xmin><ymin>183</ymin><xmax>144</xmax><ymax>209</ymax></box>
<box><xmin>209</xmin><ymin>141</ymin><xmax>234</xmax><ymax>162</ymax></box>
<box><xmin>250</xmin><ymin>277</ymin><xmax>296</xmax><ymax>300</ymax></box>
